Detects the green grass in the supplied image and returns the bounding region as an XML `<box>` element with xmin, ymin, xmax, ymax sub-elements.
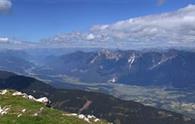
<box><xmin>0</xmin><ymin>90</ymin><xmax>108</xmax><ymax>124</ymax></box>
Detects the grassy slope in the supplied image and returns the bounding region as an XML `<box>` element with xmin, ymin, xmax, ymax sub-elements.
<box><xmin>0</xmin><ymin>90</ymin><xmax>107</xmax><ymax>124</ymax></box>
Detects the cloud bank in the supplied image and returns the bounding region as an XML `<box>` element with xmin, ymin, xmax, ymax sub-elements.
<box><xmin>0</xmin><ymin>0</ymin><xmax>12</xmax><ymax>11</ymax></box>
<box><xmin>42</xmin><ymin>4</ymin><xmax>195</xmax><ymax>50</ymax></box>
<box><xmin>0</xmin><ymin>37</ymin><xmax>37</xmax><ymax>49</ymax></box>
<box><xmin>1</xmin><ymin>4</ymin><xmax>195</xmax><ymax>50</ymax></box>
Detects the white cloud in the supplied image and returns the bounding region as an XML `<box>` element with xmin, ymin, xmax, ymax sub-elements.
<box><xmin>86</xmin><ymin>33</ymin><xmax>95</xmax><ymax>40</ymax></box>
<box><xmin>0</xmin><ymin>37</ymin><xmax>9</xmax><ymax>43</ymax></box>
<box><xmin>88</xmin><ymin>4</ymin><xmax>195</xmax><ymax>49</ymax></box>
<box><xmin>42</xmin><ymin>4</ymin><xmax>195</xmax><ymax>49</ymax></box>
<box><xmin>0</xmin><ymin>0</ymin><xmax>12</xmax><ymax>11</ymax></box>
<box><xmin>0</xmin><ymin>37</ymin><xmax>38</xmax><ymax>49</ymax></box>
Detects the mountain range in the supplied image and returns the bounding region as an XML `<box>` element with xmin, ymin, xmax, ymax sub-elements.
<box><xmin>1</xmin><ymin>48</ymin><xmax>194</xmax><ymax>89</ymax></box>
<box><xmin>43</xmin><ymin>49</ymin><xmax>195</xmax><ymax>89</ymax></box>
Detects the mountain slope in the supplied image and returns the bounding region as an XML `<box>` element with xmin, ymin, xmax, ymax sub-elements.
<box><xmin>0</xmin><ymin>90</ymin><xmax>107</xmax><ymax>124</ymax></box>
<box><xmin>0</xmin><ymin>70</ymin><xmax>195</xmax><ymax>124</ymax></box>
<box><xmin>0</xmin><ymin>50</ymin><xmax>33</xmax><ymax>73</ymax></box>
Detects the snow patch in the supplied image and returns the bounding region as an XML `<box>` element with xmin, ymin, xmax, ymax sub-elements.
<box><xmin>128</xmin><ymin>54</ymin><xmax>136</xmax><ymax>71</ymax></box>
<box><xmin>108</xmin><ymin>77</ymin><xmax>117</xmax><ymax>83</ymax></box>
<box><xmin>90</xmin><ymin>55</ymin><xmax>98</xmax><ymax>64</ymax></box>
<box><xmin>149</xmin><ymin>55</ymin><xmax>176</xmax><ymax>70</ymax></box>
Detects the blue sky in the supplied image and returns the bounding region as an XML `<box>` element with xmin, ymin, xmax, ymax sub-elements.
<box><xmin>0</xmin><ymin>0</ymin><xmax>195</xmax><ymax>42</ymax></box>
